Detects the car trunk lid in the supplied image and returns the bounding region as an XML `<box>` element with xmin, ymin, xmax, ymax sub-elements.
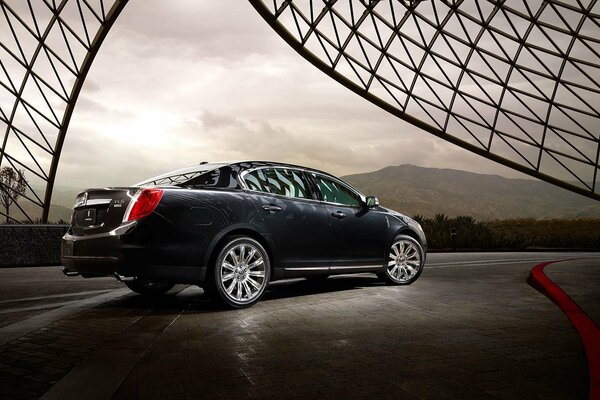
<box><xmin>70</xmin><ymin>187</ymin><xmax>138</xmax><ymax>235</ymax></box>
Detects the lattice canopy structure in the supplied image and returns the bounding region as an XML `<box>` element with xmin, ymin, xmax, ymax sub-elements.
<box><xmin>1</xmin><ymin>0</ymin><xmax>599</xmax><ymax>222</ymax></box>
<box><xmin>0</xmin><ymin>0</ymin><xmax>127</xmax><ymax>222</ymax></box>
<box><xmin>250</xmin><ymin>0</ymin><xmax>600</xmax><ymax>200</ymax></box>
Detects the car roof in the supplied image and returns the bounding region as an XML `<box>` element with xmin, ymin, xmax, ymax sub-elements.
<box><xmin>135</xmin><ymin>161</ymin><xmax>365</xmax><ymax>198</ymax></box>
<box><xmin>144</xmin><ymin>161</ymin><xmax>337</xmax><ymax>181</ymax></box>
<box><xmin>227</xmin><ymin>160</ymin><xmax>336</xmax><ymax>176</ymax></box>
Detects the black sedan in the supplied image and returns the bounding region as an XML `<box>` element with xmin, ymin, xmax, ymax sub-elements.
<box><xmin>61</xmin><ymin>161</ymin><xmax>427</xmax><ymax>308</ymax></box>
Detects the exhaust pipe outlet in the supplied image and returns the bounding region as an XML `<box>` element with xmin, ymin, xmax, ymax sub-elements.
<box><xmin>62</xmin><ymin>267</ymin><xmax>79</xmax><ymax>277</ymax></box>
<box><xmin>115</xmin><ymin>273</ymin><xmax>136</xmax><ymax>283</ymax></box>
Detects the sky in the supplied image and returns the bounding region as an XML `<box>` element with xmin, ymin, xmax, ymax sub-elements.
<box><xmin>53</xmin><ymin>0</ymin><xmax>530</xmax><ymax>190</ymax></box>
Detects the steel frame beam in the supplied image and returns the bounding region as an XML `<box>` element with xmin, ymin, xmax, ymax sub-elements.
<box><xmin>0</xmin><ymin>0</ymin><xmax>128</xmax><ymax>222</ymax></box>
<box><xmin>249</xmin><ymin>0</ymin><xmax>600</xmax><ymax>201</ymax></box>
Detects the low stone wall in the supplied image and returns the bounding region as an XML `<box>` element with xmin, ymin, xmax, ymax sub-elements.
<box><xmin>0</xmin><ymin>225</ymin><xmax>69</xmax><ymax>266</ymax></box>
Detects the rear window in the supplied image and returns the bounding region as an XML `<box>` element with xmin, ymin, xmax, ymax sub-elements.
<box><xmin>138</xmin><ymin>168</ymin><xmax>223</xmax><ymax>188</ymax></box>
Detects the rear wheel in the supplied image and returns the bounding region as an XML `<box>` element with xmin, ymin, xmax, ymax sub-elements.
<box><xmin>377</xmin><ymin>235</ymin><xmax>424</xmax><ymax>285</ymax></box>
<box><xmin>125</xmin><ymin>278</ymin><xmax>174</xmax><ymax>295</ymax></box>
<box><xmin>211</xmin><ymin>236</ymin><xmax>271</xmax><ymax>308</ymax></box>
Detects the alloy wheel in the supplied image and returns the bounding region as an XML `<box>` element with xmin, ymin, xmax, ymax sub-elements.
<box><xmin>386</xmin><ymin>239</ymin><xmax>422</xmax><ymax>283</ymax></box>
<box><xmin>219</xmin><ymin>242</ymin><xmax>267</xmax><ymax>304</ymax></box>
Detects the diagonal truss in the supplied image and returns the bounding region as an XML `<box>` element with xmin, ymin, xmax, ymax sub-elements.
<box><xmin>0</xmin><ymin>0</ymin><xmax>127</xmax><ymax>222</ymax></box>
<box><xmin>249</xmin><ymin>0</ymin><xmax>600</xmax><ymax>201</ymax></box>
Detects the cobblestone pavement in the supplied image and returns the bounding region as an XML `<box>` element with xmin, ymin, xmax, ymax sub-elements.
<box><xmin>0</xmin><ymin>253</ymin><xmax>597</xmax><ymax>400</ymax></box>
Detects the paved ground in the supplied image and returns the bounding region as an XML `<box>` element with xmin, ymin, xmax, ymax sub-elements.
<box><xmin>545</xmin><ymin>259</ymin><xmax>600</xmax><ymax>327</ymax></box>
<box><xmin>0</xmin><ymin>252</ymin><xmax>597</xmax><ymax>400</ymax></box>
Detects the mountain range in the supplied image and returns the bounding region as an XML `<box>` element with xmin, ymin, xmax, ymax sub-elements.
<box><xmin>342</xmin><ymin>164</ymin><xmax>600</xmax><ymax>220</ymax></box>
<box><xmin>8</xmin><ymin>164</ymin><xmax>600</xmax><ymax>222</ymax></box>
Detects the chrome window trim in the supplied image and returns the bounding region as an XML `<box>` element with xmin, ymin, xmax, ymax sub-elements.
<box><xmin>239</xmin><ymin>166</ymin><xmax>367</xmax><ymax>208</ymax></box>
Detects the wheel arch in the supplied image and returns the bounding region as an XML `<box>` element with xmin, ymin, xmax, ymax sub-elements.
<box><xmin>393</xmin><ymin>226</ymin><xmax>427</xmax><ymax>254</ymax></box>
<box><xmin>396</xmin><ymin>228</ymin><xmax>421</xmax><ymax>244</ymax></box>
<box><xmin>202</xmin><ymin>225</ymin><xmax>274</xmax><ymax>272</ymax></box>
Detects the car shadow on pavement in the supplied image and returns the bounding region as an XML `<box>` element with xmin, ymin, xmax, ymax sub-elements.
<box><xmin>102</xmin><ymin>275</ymin><xmax>385</xmax><ymax>313</ymax></box>
<box><xmin>263</xmin><ymin>274</ymin><xmax>383</xmax><ymax>301</ymax></box>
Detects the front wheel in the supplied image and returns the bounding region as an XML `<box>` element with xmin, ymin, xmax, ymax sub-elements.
<box><xmin>212</xmin><ymin>236</ymin><xmax>271</xmax><ymax>308</ymax></box>
<box><xmin>377</xmin><ymin>235</ymin><xmax>425</xmax><ymax>285</ymax></box>
<box><xmin>125</xmin><ymin>278</ymin><xmax>174</xmax><ymax>295</ymax></box>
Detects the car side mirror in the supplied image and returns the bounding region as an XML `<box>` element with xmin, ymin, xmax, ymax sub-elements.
<box><xmin>366</xmin><ymin>196</ymin><xmax>379</xmax><ymax>208</ymax></box>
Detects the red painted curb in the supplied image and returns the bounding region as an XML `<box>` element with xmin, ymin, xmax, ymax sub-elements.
<box><xmin>527</xmin><ymin>260</ymin><xmax>600</xmax><ymax>400</ymax></box>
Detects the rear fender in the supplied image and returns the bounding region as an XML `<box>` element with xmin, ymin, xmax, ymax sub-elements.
<box><xmin>201</xmin><ymin>224</ymin><xmax>274</xmax><ymax>270</ymax></box>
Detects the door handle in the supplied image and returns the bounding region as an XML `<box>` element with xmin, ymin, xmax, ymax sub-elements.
<box><xmin>331</xmin><ymin>211</ymin><xmax>346</xmax><ymax>219</ymax></box>
<box><xmin>262</xmin><ymin>204</ymin><xmax>282</xmax><ymax>213</ymax></box>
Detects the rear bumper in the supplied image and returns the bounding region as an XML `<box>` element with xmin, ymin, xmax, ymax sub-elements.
<box><xmin>61</xmin><ymin>221</ymin><xmax>207</xmax><ymax>284</ymax></box>
<box><xmin>61</xmin><ymin>255</ymin><xmax>121</xmax><ymax>275</ymax></box>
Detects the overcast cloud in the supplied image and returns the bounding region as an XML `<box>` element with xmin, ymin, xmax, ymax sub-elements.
<box><xmin>54</xmin><ymin>0</ymin><xmax>532</xmax><ymax>190</ymax></box>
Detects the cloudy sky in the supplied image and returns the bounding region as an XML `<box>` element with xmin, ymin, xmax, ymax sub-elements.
<box><xmin>51</xmin><ymin>0</ymin><xmax>534</xmax><ymax>191</ymax></box>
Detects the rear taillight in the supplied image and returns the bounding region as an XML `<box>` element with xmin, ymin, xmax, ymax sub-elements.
<box><xmin>124</xmin><ymin>188</ymin><xmax>163</xmax><ymax>221</ymax></box>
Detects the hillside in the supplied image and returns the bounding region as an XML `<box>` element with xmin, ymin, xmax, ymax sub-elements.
<box><xmin>343</xmin><ymin>165</ymin><xmax>600</xmax><ymax>220</ymax></box>
<box><xmin>6</xmin><ymin>165</ymin><xmax>600</xmax><ymax>222</ymax></box>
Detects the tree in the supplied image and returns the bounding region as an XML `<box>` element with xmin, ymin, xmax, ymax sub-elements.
<box><xmin>0</xmin><ymin>166</ymin><xmax>28</xmax><ymax>223</ymax></box>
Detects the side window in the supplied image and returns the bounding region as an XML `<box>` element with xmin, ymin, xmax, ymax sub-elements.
<box><xmin>312</xmin><ymin>174</ymin><xmax>361</xmax><ymax>207</ymax></box>
<box><xmin>243</xmin><ymin>169</ymin><xmax>270</xmax><ymax>193</ymax></box>
<box><xmin>265</xmin><ymin>168</ymin><xmax>308</xmax><ymax>199</ymax></box>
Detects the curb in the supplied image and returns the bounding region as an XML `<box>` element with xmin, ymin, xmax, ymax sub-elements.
<box><xmin>528</xmin><ymin>259</ymin><xmax>600</xmax><ymax>400</ymax></box>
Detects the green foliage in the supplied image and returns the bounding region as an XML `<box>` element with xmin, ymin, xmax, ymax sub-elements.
<box><xmin>416</xmin><ymin>214</ymin><xmax>600</xmax><ymax>250</ymax></box>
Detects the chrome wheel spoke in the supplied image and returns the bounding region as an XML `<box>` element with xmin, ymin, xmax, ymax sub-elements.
<box><xmin>247</xmin><ymin>277</ymin><xmax>262</xmax><ymax>290</ymax></box>
<box><xmin>222</xmin><ymin>262</ymin><xmax>235</xmax><ymax>271</ymax></box>
<box><xmin>226</xmin><ymin>279</ymin><xmax>236</xmax><ymax>294</ymax></box>
<box><xmin>228</xmin><ymin>250</ymin><xmax>239</xmax><ymax>265</ymax></box>
<box><xmin>239</xmin><ymin>245</ymin><xmax>246</xmax><ymax>264</ymax></box>
<box><xmin>245</xmin><ymin>248</ymin><xmax>256</xmax><ymax>263</ymax></box>
<box><xmin>236</xmin><ymin>282</ymin><xmax>242</xmax><ymax>300</ymax></box>
<box><xmin>248</xmin><ymin>270</ymin><xmax>265</xmax><ymax>278</ymax></box>
<box><xmin>248</xmin><ymin>259</ymin><xmax>264</xmax><ymax>269</ymax></box>
<box><xmin>387</xmin><ymin>260</ymin><xmax>396</xmax><ymax>267</ymax></box>
<box><xmin>222</xmin><ymin>272</ymin><xmax>235</xmax><ymax>281</ymax></box>
<box><xmin>242</xmin><ymin>281</ymin><xmax>253</xmax><ymax>298</ymax></box>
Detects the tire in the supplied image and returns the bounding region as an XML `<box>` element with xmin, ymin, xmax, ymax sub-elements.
<box><xmin>125</xmin><ymin>278</ymin><xmax>174</xmax><ymax>295</ymax></box>
<box><xmin>210</xmin><ymin>236</ymin><xmax>271</xmax><ymax>308</ymax></box>
<box><xmin>377</xmin><ymin>235</ymin><xmax>425</xmax><ymax>285</ymax></box>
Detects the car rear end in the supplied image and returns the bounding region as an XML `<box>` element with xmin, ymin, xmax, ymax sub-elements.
<box><xmin>61</xmin><ymin>187</ymin><xmax>164</xmax><ymax>280</ymax></box>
